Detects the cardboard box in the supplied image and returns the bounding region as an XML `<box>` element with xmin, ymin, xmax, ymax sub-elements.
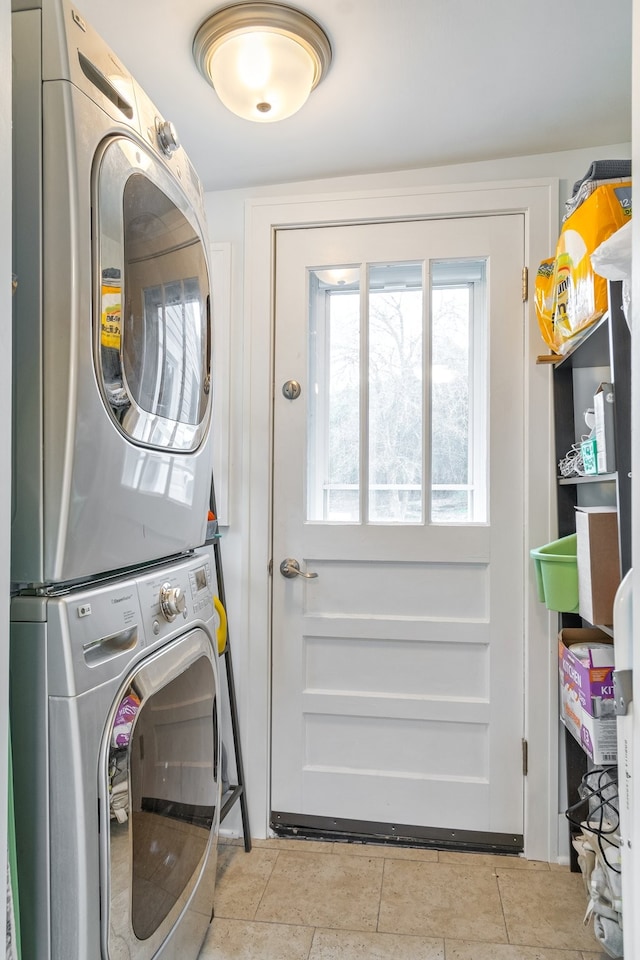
<box><xmin>558</xmin><ymin>628</ymin><xmax>617</xmax><ymax>764</ymax></box>
<box><xmin>594</xmin><ymin>382</ymin><xmax>616</xmax><ymax>474</ymax></box>
<box><xmin>559</xmin><ymin>628</ymin><xmax>615</xmax><ymax>716</ymax></box>
<box><xmin>575</xmin><ymin>507</ymin><xmax>620</xmax><ymax>625</ymax></box>
<box><xmin>561</xmin><ymin>702</ymin><xmax>618</xmax><ymax>765</ymax></box>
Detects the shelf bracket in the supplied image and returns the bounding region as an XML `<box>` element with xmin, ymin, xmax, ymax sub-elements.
<box><xmin>613</xmin><ymin>668</ymin><xmax>633</xmax><ymax>716</ymax></box>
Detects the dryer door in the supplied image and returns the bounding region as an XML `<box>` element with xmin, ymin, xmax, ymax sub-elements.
<box><xmin>95</xmin><ymin>137</ymin><xmax>212</xmax><ymax>452</ymax></box>
<box><xmin>101</xmin><ymin>628</ymin><xmax>220</xmax><ymax>960</ymax></box>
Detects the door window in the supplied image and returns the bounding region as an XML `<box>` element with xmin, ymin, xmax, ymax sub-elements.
<box><xmin>430</xmin><ymin>259</ymin><xmax>487</xmax><ymax>523</ymax></box>
<box><xmin>307</xmin><ymin>259</ymin><xmax>487</xmax><ymax>524</ymax></box>
<box><xmin>95</xmin><ymin>138</ymin><xmax>211</xmax><ymax>451</ymax></box>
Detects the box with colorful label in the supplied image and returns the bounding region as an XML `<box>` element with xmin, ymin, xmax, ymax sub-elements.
<box><xmin>558</xmin><ymin>628</ymin><xmax>617</xmax><ymax>764</ymax></box>
<box><xmin>580</xmin><ymin>438</ymin><xmax>598</xmax><ymax>475</ymax></box>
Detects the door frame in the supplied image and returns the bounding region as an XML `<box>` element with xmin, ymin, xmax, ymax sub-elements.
<box><xmin>242</xmin><ymin>178</ymin><xmax>560</xmax><ymax>861</ymax></box>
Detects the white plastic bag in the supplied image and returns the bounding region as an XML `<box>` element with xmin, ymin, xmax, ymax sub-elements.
<box><xmin>591</xmin><ymin>220</ymin><xmax>632</xmax><ymax>329</ymax></box>
<box><xmin>591</xmin><ymin>220</ymin><xmax>632</xmax><ymax>280</ymax></box>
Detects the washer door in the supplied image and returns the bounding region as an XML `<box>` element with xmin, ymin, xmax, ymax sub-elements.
<box><xmin>94</xmin><ymin>136</ymin><xmax>212</xmax><ymax>452</ymax></box>
<box><xmin>101</xmin><ymin>628</ymin><xmax>219</xmax><ymax>960</ymax></box>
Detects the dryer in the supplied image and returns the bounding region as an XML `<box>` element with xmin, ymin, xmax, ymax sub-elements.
<box><xmin>10</xmin><ymin>551</ymin><xmax>221</xmax><ymax>960</ymax></box>
<box><xmin>12</xmin><ymin>0</ymin><xmax>214</xmax><ymax>588</ymax></box>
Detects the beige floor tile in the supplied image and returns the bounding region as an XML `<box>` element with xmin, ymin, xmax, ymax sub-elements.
<box><xmin>439</xmin><ymin>851</ymin><xmax>549</xmax><ymax>871</ymax></box>
<box><xmin>581</xmin><ymin>954</ymin><xmax>610</xmax><ymax>960</ymax></box>
<box><xmin>199</xmin><ymin>917</ymin><xmax>314</xmax><ymax>959</ymax></box>
<box><xmin>445</xmin><ymin>942</ymin><xmax>584</xmax><ymax>959</ymax></box>
<box><xmin>549</xmin><ymin>862</ymin><xmax>572</xmax><ymax>872</ymax></box>
<box><xmin>378</xmin><ymin>859</ymin><xmax>508</xmax><ymax>942</ymax></box>
<box><xmin>331</xmin><ymin>841</ymin><xmax>439</xmax><ymax>862</ymax></box>
<box><xmin>309</xmin><ymin>927</ymin><xmax>444</xmax><ymax>959</ymax></box>
<box><xmin>218</xmin><ymin>835</ymin><xmax>245</xmax><ymax>847</ymax></box>
<box><xmin>255</xmin><ymin>851</ymin><xmax>384</xmax><ymax>930</ymax></box>
<box><xmin>497</xmin><ymin>869</ymin><xmax>600</xmax><ymax>951</ymax></box>
<box><xmin>213</xmin><ymin>845</ymin><xmax>279</xmax><ymax>920</ymax></box>
<box><xmin>252</xmin><ymin>837</ymin><xmax>335</xmax><ymax>854</ymax></box>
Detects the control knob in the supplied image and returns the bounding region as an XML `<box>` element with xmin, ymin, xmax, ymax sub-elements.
<box><xmin>155</xmin><ymin>116</ymin><xmax>180</xmax><ymax>156</ymax></box>
<box><xmin>159</xmin><ymin>582</ymin><xmax>186</xmax><ymax>621</ymax></box>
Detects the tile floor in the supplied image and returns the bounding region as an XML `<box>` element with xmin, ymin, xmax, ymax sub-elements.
<box><xmin>198</xmin><ymin>837</ymin><xmax>608</xmax><ymax>960</ymax></box>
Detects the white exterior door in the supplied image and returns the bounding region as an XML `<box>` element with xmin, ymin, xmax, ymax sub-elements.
<box><xmin>271</xmin><ymin>214</ymin><xmax>526</xmax><ymax>844</ymax></box>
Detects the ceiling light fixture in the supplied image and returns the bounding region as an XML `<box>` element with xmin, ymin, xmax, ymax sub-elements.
<box><xmin>193</xmin><ymin>1</ymin><xmax>332</xmax><ymax>123</ymax></box>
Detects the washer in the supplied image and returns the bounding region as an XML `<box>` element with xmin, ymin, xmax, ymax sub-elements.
<box><xmin>10</xmin><ymin>552</ymin><xmax>221</xmax><ymax>960</ymax></box>
<box><xmin>12</xmin><ymin>0</ymin><xmax>214</xmax><ymax>588</ymax></box>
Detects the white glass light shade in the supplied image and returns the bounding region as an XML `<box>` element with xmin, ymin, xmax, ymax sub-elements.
<box><xmin>193</xmin><ymin>3</ymin><xmax>331</xmax><ymax>123</ymax></box>
<box><xmin>208</xmin><ymin>30</ymin><xmax>315</xmax><ymax>122</ymax></box>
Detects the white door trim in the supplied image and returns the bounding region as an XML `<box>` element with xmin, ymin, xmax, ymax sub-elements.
<box><xmin>242</xmin><ymin>178</ymin><xmax>560</xmax><ymax>861</ymax></box>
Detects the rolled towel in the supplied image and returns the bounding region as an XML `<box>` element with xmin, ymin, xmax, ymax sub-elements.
<box><xmin>592</xmin><ymin>911</ymin><xmax>624</xmax><ymax>958</ymax></box>
<box><xmin>571</xmin><ymin>160</ymin><xmax>632</xmax><ymax>196</ymax></box>
<box><xmin>572</xmin><ymin>831</ymin><xmax>596</xmax><ymax>894</ymax></box>
<box><xmin>110</xmin><ymin>780</ymin><xmax>129</xmax><ymax>824</ymax></box>
<box><xmin>564</xmin><ymin>176</ymin><xmax>631</xmax><ymax>221</ymax></box>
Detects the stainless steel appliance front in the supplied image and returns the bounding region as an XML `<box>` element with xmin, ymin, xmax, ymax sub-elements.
<box><xmin>11</xmin><ymin>0</ymin><xmax>214</xmax><ymax>588</ymax></box>
<box><xmin>10</xmin><ymin>552</ymin><xmax>221</xmax><ymax>960</ymax></box>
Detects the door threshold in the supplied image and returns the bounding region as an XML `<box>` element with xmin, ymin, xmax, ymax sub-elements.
<box><xmin>270</xmin><ymin>811</ymin><xmax>523</xmax><ymax>855</ymax></box>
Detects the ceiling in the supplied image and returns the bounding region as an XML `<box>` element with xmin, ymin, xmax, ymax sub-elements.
<box><xmin>78</xmin><ymin>0</ymin><xmax>632</xmax><ymax>194</ymax></box>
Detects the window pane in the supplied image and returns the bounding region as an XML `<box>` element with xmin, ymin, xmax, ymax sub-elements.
<box><xmin>307</xmin><ymin>268</ymin><xmax>360</xmax><ymax>522</ymax></box>
<box><xmin>430</xmin><ymin>260</ymin><xmax>487</xmax><ymax>523</ymax></box>
<box><xmin>368</xmin><ymin>263</ymin><xmax>423</xmax><ymax>523</ymax></box>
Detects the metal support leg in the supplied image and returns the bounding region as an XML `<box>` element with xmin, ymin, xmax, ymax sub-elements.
<box><xmin>210</xmin><ymin>478</ymin><xmax>251</xmax><ymax>852</ymax></box>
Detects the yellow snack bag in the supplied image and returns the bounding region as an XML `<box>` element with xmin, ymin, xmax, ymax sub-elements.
<box><xmin>536</xmin><ymin>182</ymin><xmax>631</xmax><ymax>354</ymax></box>
<box><xmin>101</xmin><ymin>281</ymin><xmax>122</xmax><ymax>350</ymax></box>
<box><xmin>534</xmin><ymin>258</ymin><xmax>556</xmax><ymax>352</ymax></box>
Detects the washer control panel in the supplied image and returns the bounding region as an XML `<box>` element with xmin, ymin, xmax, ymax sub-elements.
<box><xmin>136</xmin><ymin>554</ymin><xmax>214</xmax><ymax>642</ymax></box>
<box><xmin>36</xmin><ymin>553</ymin><xmax>216</xmax><ymax>696</ymax></box>
<box><xmin>189</xmin><ymin>558</ymin><xmax>212</xmax><ymax>616</ymax></box>
<box><xmin>159</xmin><ymin>582</ymin><xmax>187</xmax><ymax>622</ymax></box>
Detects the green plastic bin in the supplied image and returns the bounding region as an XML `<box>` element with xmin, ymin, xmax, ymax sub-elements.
<box><xmin>530</xmin><ymin>533</ymin><xmax>579</xmax><ymax>613</ymax></box>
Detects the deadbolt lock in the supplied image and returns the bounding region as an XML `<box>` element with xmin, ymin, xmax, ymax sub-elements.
<box><xmin>282</xmin><ymin>379</ymin><xmax>301</xmax><ymax>400</ymax></box>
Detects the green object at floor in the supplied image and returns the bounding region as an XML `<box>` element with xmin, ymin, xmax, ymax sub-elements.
<box><xmin>7</xmin><ymin>731</ymin><xmax>21</xmax><ymax>960</ymax></box>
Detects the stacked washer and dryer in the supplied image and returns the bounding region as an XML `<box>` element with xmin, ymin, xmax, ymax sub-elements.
<box><xmin>10</xmin><ymin>2</ymin><xmax>222</xmax><ymax>958</ymax></box>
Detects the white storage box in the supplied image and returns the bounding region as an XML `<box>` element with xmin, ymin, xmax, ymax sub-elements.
<box><xmin>575</xmin><ymin>507</ymin><xmax>620</xmax><ymax>626</ymax></box>
<box><xmin>594</xmin><ymin>381</ymin><xmax>616</xmax><ymax>474</ymax></box>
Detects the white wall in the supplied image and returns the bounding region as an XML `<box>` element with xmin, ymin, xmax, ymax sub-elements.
<box><xmin>205</xmin><ymin>141</ymin><xmax>631</xmax><ymax>845</ymax></box>
<box><xmin>1</xmin><ymin>0</ymin><xmax>11</xmax><ymax>947</ymax></box>
<box><xmin>207</xmin><ymin>141</ymin><xmax>631</xmax><ymax>250</ymax></box>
